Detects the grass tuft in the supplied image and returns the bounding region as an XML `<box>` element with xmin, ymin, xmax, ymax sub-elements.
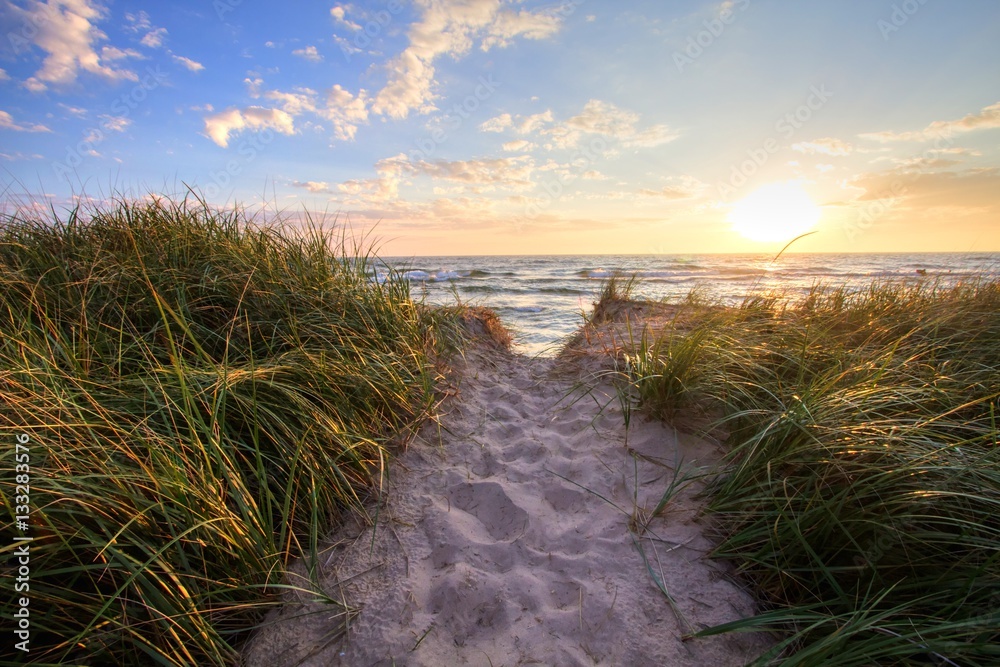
<box><xmin>625</xmin><ymin>279</ymin><xmax>1000</xmax><ymax>665</ymax></box>
<box><xmin>0</xmin><ymin>195</ymin><xmax>457</xmax><ymax>665</ymax></box>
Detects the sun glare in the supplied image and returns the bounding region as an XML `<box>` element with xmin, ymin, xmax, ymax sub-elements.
<box><xmin>728</xmin><ymin>182</ymin><xmax>821</xmax><ymax>243</ymax></box>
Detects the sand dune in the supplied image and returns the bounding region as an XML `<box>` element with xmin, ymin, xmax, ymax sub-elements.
<box><xmin>244</xmin><ymin>343</ymin><xmax>769</xmax><ymax>666</ymax></box>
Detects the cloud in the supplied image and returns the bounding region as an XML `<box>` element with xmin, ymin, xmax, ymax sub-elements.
<box><xmin>98</xmin><ymin>114</ymin><xmax>130</xmax><ymax>131</ymax></box>
<box><xmin>0</xmin><ymin>68</ymin><xmax>8</xmax><ymax>81</ymax></box>
<box><xmin>172</xmin><ymin>55</ymin><xmax>204</xmax><ymax>72</ymax></box>
<box><xmin>792</xmin><ymin>137</ymin><xmax>853</xmax><ymax>156</ymax></box>
<box><xmin>516</xmin><ymin>110</ymin><xmax>553</xmax><ymax>134</ymax></box>
<box><xmin>371</xmin><ymin>0</ymin><xmax>564</xmax><ymax>120</ymax></box>
<box><xmin>264</xmin><ymin>88</ymin><xmax>318</xmax><ymax>116</ymax></box>
<box><xmin>124</xmin><ymin>10</ymin><xmax>151</xmax><ymax>32</ymax></box>
<box><xmin>292</xmin><ymin>45</ymin><xmax>322</xmax><ymax>62</ymax></box>
<box><xmin>291</xmin><ymin>180</ymin><xmax>331</xmax><ymax>193</ymax></box>
<box><xmin>859</xmin><ymin>101</ymin><xmax>1000</xmax><ymax>142</ymax></box>
<box><xmin>13</xmin><ymin>0</ymin><xmax>139</xmax><ymax>92</ymax></box>
<box><xmin>0</xmin><ymin>110</ymin><xmax>52</xmax><ymax>133</ymax></box>
<box><xmin>203</xmin><ymin>106</ymin><xmax>296</xmax><ymax>147</ymax></box>
<box><xmin>582</xmin><ymin>170</ymin><xmax>609</xmax><ymax>180</ymax></box>
<box><xmin>101</xmin><ymin>45</ymin><xmax>144</xmax><ymax>61</ymax></box>
<box><xmin>636</xmin><ymin>175</ymin><xmax>706</xmax><ymax>199</ymax></box>
<box><xmin>255</xmin><ymin>84</ymin><xmax>369</xmax><ymax>142</ymax></box>
<box><xmin>337</xmin><ymin>153</ymin><xmax>413</xmax><ymax>203</ymax></box>
<box><xmin>480</xmin><ymin>113</ymin><xmax>512</xmax><ymax>132</ymax></box>
<box><xmin>502</xmin><ymin>139</ymin><xmax>536</xmax><ymax>152</ymax></box>
<box><xmin>531</xmin><ymin>100</ymin><xmax>678</xmax><ymax>149</ymax></box>
<box><xmin>321</xmin><ymin>85</ymin><xmax>370</xmax><ymax>141</ymax></box>
<box><xmin>851</xmin><ymin>167</ymin><xmax>1000</xmax><ymax>210</ymax></box>
<box><xmin>140</xmin><ymin>27</ymin><xmax>168</xmax><ymax>48</ymax></box>
<box><xmin>331</xmin><ymin>5</ymin><xmax>362</xmax><ymax>31</ymax></box>
<box><xmin>411</xmin><ymin>155</ymin><xmax>534</xmax><ymax>190</ymax></box>
<box><xmin>58</xmin><ymin>103</ymin><xmax>88</xmax><ymax>117</ymax></box>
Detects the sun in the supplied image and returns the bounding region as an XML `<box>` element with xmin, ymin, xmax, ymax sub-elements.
<box><xmin>727</xmin><ymin>182</ymin><xmax>821</xmax><ymax>243</ymax></box>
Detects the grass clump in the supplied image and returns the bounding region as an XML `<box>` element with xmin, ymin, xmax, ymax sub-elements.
<box><xmin>0</xmin><ymin>195</ymin><xmax>449</xmax><ymax>665</ymax></box>
<box><xmin>627</xmin><ymin>280</ymin><xmax>1000</xmax><ymax>665</ymax></box>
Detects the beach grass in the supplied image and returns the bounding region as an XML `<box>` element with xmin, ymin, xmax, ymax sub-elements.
<box><xmin>618</xmin><ymin>279</ymin><xmax>1000</xmax><ymax>665</ymax></box>
<box><xmin>0</xmin><ymin>195</ymin><xmax>457</xmax><ymax>665</ymax></box>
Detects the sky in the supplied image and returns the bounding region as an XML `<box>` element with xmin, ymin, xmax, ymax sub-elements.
<box><xmin>1</xmin><ymin>0</ymin><xmax>999</xmax><ymax>255</ymax></box>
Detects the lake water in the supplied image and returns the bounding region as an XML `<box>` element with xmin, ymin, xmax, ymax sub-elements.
<box><xmin>378</xmin><ymin>253</ymin><xmax>1000</xmax><ymax>356</ymax></box>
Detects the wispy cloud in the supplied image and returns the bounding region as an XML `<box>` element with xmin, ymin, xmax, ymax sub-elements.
<box><xmin>860</xmin><ymin>101</ymin><xmax>1000</xmax><ymax>142</ymax></box>
<box><xmin>172</xmin><ymin>55</ymin><xmax>204</xmax><ymax>72</ymax></box>
<box><xmin>487</xmin><ymin>100</ymin><xmax>679</xmax><ymax>151</ymax></box>
<box><xmin>792</xmin><ymin>137</ymin><xmax>853</xmax><ymax>156</ymax></box>
<box><xmin>291</xmin><ymin>180</ymin><xmax>331</xmax><ymax>193</ymax></box>
<box><xmin>0</xmin><ymin>110</ymin><xmax>52</xmax><ymax>133</ymax></box>
<box><xmin>292</xmin><ymin>45</ymin><xmax>323</xmax><ymax>62</ymax></box>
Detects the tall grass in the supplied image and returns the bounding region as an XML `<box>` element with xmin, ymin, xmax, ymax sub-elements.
<box><xmin>624</xmin><ymin>279</ymin><xmax>1000</xmax><ymax>665</ymax></box>
<box><xmin>0</xmin><ymin>196</ymin><xmax>448</xmax><ymax>665</ymax></box>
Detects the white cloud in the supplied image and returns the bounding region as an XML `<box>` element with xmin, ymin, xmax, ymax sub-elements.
<box><xmin>101</xmin><ymin>45</ymin><xmax>144</xmax><ymax>61</ymax></box>
<box><xmin>480</xmin><ymin>113</ymin><xmax>512</xmax><ymax>132</ymax></box>
<box><xmin>582</xmin><ymin>170</ymin><xmax>609</xmax><ymax>180</ymax></box>
<box><xmin>264</xmin><ymin>88</ymin><xmax>318</xmax><ymax>116</ymax></box>
<box><xmin>13</xmin><ymin>0</ymin><xmax>138</xmax><ymax>92</ymax></box>
<box><xmin>0</xmin><ymin>68</ymin><xmax>8</xmax><ymax>81</ymax></box>
<box><xmin>172</xmin><ymin>55</ymin><xmax>204</xmax><ymax>72</ymax></box>
<box><xmin>480</xmin><ymin>7</ymin><xmax>562</xmax><ymax>50</ymax></box>
<box><xmin>516</xmin><ymin>110</ymin><xmax>553</xmax><ymax>134</ymax></box>
<box><xmin>124</xmin><ymin>10</ymin><xmax>151</xmax><ymax>32</ymax></box>
<box><xmin>860</xmin><ymin>101</ymin><xmax>1000</xmax><ymax>142</ymax></box>
<box><xmin>291</xmin><ymin>180</ymin><xmax>331</xmax><ymax>193</ymax></box>
<box><xmin>253</xmin><ymin>83</ymin><xmax>368</xmax><ymax>142</ymax></box>
<box><xmin>412</xmin><ymin>156</ymin><xmax>534</xmax><ymax>190</ymax></box>
<box><xmin>532</xmin><ymin>100</ymin><xmax>678</xmax><ymax>149</ymax></box>
<box><xmin>58</xmin><ymin>103</ymin><xmax>88</xmax><ymax>117</ymax></box>
<box><xmin>292</xmin><ymin>45</ymin><xmax>322</xmax><ymax>62</ymax></box>
<box><xmin>624</xmin><ymin>124</ymin><xmax>679</xmax><ymax>148</ymax></box>
<box><xmin>98</xmin><ymin>114</ymin><xmax>130</xmax><ymax>131</ymax></box>
<box><xmin>244</xmin><ymin>75</ymin><xmax>264</xmax><ymax>98</ymax></box>
<box><xmin>321</xmin><ymin>84</ymin><xmax>370</xmax><ymax>141</ymax></box>
<box><xmin>203</xmin><ymin>106</ymin><xmax>296</xmax><ymax>147</ymax></box>
<box><xmin>371</xmin><ymin>0</ymin><xmax>565</xmax><ymax>120</ymax></box>
<box><xmin>792</xmin><ymin>137</ymin><xmax>854</xmax><ymax>156</ymax></box>
<box><xmin>636</xmin><ymin>175</ymin><xmax>706</xmax><ymax>199</ymax></box>
<box><xmin>331</xmin><ymin>5</ymin><xmax>362</xmax><ymax>31</ymax></box>
<box><xmin>0</xmin><ymin>110</ymin><xmax>51</xmax><ymax>133</ymax></box>
<box><xmin>502</xmin><ymin>139</ymin><xmax>536</xmax><ymax>152</ymax></box>
<box><xmin>140</xmin><ymin>27</ymin><xmax>167</xmax><ymax>48</ymax></box>
<box><xmin>337</xmin><ymin>153</ymin><xmax>413</xmax><ymax>204</ymax></box>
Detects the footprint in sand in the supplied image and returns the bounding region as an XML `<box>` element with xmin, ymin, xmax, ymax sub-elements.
<box><xmin>448</xmin><ymin>481</ymin><xmax>529</xmax><ymax>541</ymax></box>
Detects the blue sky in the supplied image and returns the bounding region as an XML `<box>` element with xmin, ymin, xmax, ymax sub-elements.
<box><xmin>1</xmin><ymin>0</ymin><xmax>999</xmax><ymax>254</ymax></box>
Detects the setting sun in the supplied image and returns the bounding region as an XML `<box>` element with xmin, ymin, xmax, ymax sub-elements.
<box><xmin>728</xmin><ymin>182</ymin><xmax>822</xmax><ymax>243</ymax></box>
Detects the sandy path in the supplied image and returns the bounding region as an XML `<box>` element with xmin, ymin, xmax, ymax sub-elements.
<box><xmin>245</xmin><ymin>346</ymin><xmax>768</xmax><ymax>666</ymax></box>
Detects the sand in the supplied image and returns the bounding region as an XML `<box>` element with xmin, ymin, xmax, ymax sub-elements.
<box><xmin>243</xmin><ymin>339</ymin><xmax>770</xmax><ymax>666</ymax></box>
